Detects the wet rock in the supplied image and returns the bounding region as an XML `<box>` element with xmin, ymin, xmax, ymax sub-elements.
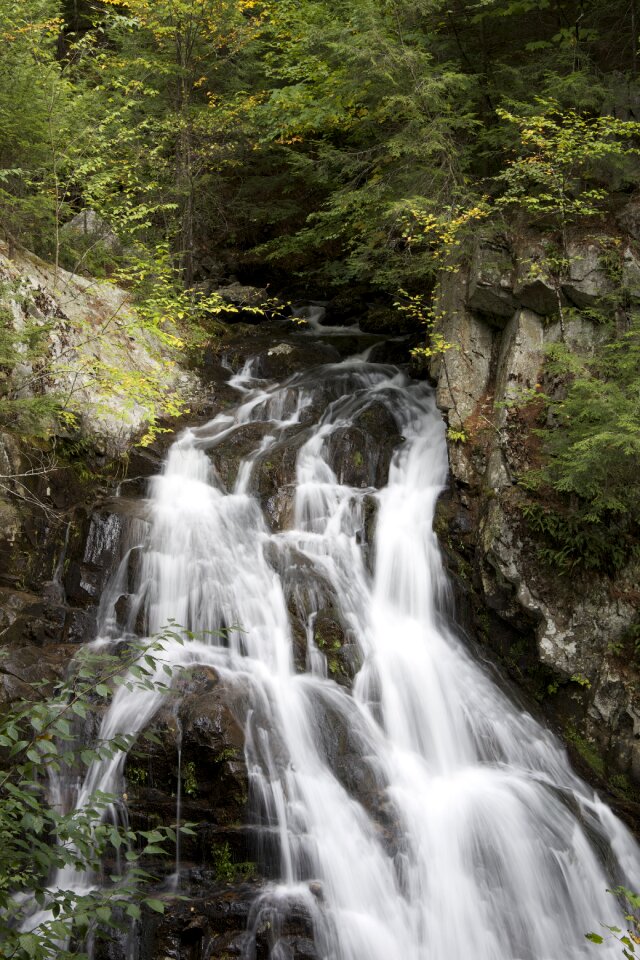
<box><xmin>0</xmin><ymin>641</ymin><xmax>74</xmax><ymax>702</ymax></box>
<box><xmin>63</xmin><ymin>606</ymin><xmax>97</xmax><ymax>644</ymax></box>
<box><xmin>325</xmin><ymin>400</ymin><xmax>402</xmax><ymax>488</ymax></box>
<box><xmin>310</xmin><ymin>686</ymin><xmax>381</xmax><ymax>813</ymax></box>
<box><xmin>0</xmin><ymin>587</ymin><xmax>67</xmax><ymax>647</ymax></box>
<box><xmin>367</xmin><ymin>339</ymin><xmax>411</xmax><ymax>365</ymax></box>
<box><xmin>209</xmin><ymin>323</ymin><xmax>341</xmax><ymax>381</ymax></box>
<box><xmin>362</xmin><ymin>493</ymin><xmax>379</xmax><ymax>567</ymax></box>
<box><xmin>254</xmin><ymin>341</ymin><xmax>340</xmax><ymax>381</ymax></box>
<box><xmin>63</xmin><ymin>510</ymin><xmax>124</xmax><ymax>605</ymax></box>
<box><xmin>138</xmin><ymin>889</ymin><xmax>267</xmax><ymax>960</ymax></box>
<box><xmin>251</xmin><ymin>892</ymin><xmax>319</xmax><ymax>960</ymax></box>
<box><xmin>276</xmin><ymin>936</ymin><xmax>320</xmax><ymax>959</ymax></box>
<box><xmin>124</xmin><ymin>445</ymin><xmax>165</xmax><ymax>490</ymax></box>
<box><xmin>311</xmin><ymin>333</ymin><xmax>378</xmax><ymax>360</ymax></box>
<box><xmin>210</xmin><ymin>422</ymin><xmax>276</xmax><ymax>491</ymax></box>
<box><xmin>252</xmin><ymin>431</ymin><xmax>309</xmax><ymax>530</ymax></box>
<box><xmin>126</xmin><ymin>670</ymin><xmax>251</xmax><ymax>855</ymax></box>
<box><xmin>313</xmin><ymin>610</ymin><xmax>356</xmax><ymax>686</ymax></box>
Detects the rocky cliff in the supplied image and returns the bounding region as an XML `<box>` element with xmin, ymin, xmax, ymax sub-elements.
<box><xmin>430</xmin><ymin>210</ymin><xmax>640</xmax><ymax>809</ymax></box>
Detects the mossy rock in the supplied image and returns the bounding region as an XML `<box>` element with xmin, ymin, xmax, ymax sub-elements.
<box><xmin>325</xmin><ymin>400</ymin><xmax>402</xmax><ymax>488</ymax></box>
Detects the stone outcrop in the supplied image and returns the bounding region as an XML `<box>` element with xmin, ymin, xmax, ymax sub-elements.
<box><xmin>0</xmin><ymin>238</ymin><xmax>202</xmax><ymax>457</ymax></box>
<box><xmin>430</xmin><ymin>227</ymin><xmax>640</xmax><ymax>806</ymax></box>
<box><xmin>60</xmin><ymin>209</ymin><xmax>120</xmax><ymax>252</ymax></box>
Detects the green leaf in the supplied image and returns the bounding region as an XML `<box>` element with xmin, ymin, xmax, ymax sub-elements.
<box><xmin>144</xmin><ymin>898</ymin><xmax>166</xmax><ymax>914</ymax></box>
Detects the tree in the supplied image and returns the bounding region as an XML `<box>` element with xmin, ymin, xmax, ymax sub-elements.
<box><xmin>522</xmin><ymin>316</ymin><xmax>640</xmax><ymax>572</ymax></box>
<box><xmin>247</xmin><ymin>0</ymin><xmax>480</xmax><ymax>292</ymax></box>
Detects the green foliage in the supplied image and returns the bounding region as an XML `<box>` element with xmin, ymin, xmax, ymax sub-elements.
<box><xmin>240</xmin><ymin>0</ymin><xmax>483</xmax><ymax>290</ymax></box>
<box><xmin>521</xmin><ymin>318</ymin><xmax>640</xmax><ymax>573</ymax></box>
<box><xmin>0</xmin><ymin>1</ymin><xmax>69</xmax><ymax>249</ymax></box>
<box><xmin>495</xmin><ymin>101</ymin><xmax>640</xmax><ymax>225</ymax></box>
<box><xmin>587</xmin><ymin>887</ymin><xmax>640</xmax><ymax>957</ymax></box>
<box><xmin>0</xmin><ymin>294</ymin><xmax>64</xmax><ymax>438</ymax></box>
<box><xmin>395</xmin><ymin>292</ymin><xmax>454</xmax><ymax>362</ymax></box>
<box><xmin>564</xmin><ymin>724</ymin><xmax>605</xmax><ymax>778</ymax></box>
<box><xmin>210</xmin><ymin>841</ymin><xmax>256</xmax><ymax>885</ymax></box>
<box><xmin>211</xmin><ymin>841</ymin><xmax>235</xmax><ymax>884</ymax></box>
<box><xmin>182</xmin><ymin>761</ymin><xmax>198</xmax><ymax>798</ymax></box>
<box><xmin>547</xmin><ymin>673</ymin><xmax>591</xmax><ymax>695</ymax></box>
<box><xmin>0</xmin><ymin>631</ymin><xmax>190</xmax><ymax>960</ymax></box>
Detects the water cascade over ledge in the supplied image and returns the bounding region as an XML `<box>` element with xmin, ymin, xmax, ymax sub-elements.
<box><xmin>58</xmin><ymin>350</ymin><xmax>640</xmax><ymax>959</ymax></box>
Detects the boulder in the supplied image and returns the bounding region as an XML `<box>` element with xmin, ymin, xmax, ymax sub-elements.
<box><xmin>60</xmin><ymin>209</ymin><xmax>120</xmax><ymax>250</ymax></box>
<box><xmin>513</xmin><ymin>252</ymin><xmax>565</xmax><ymax>316</ymax></box>
<box><xmin>251</xmin><ymin>429</ymin><xmax>309</xmax><ymax>530</ymax></box>
<box><xmin>215</xmin><ymin>282</ymin><xmax>270</xmax><ymax>324</ymax></box>
<box><xmin>562</xmin><ymin>241</ymin><xmax>613</xmax><ymax>308</ymax></box>
<box><xmin>323</xmin><ymin>287</ymin><xmax>370</xmax><ymax>326</ymax></box>
<box><xmin>467</xmin><ymin>241</ymin><xmax>518</xmax><ymax>323</ymax></box>
<box><xmin>324</xmin><ymin>400</ymin><xmax>402</xmax><ymax>488</ymax></box>
<box><xmin>0</xmin><ymin>239</ymin><xmax>202</xmax><ymax>457</ymax></box>
<box><xmin>0</xmin><ymin>641</ymin><xmax>75</xmax><ymax>703</ymax></box>
<box><xmin>125</xmin><ymin>668</ymin><xmax>252</xmax><ymax>867</ymax></box>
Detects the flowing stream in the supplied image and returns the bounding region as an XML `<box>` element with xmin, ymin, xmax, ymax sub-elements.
<box><xmin>61</xmin><ymin>342</ymin><xmax>640</xmax><ymax>958</ymax></box>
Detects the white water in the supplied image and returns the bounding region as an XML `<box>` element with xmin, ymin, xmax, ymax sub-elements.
<box><xmin>52</xmin><ymin>353</ymin><xmax>640</xmax><ymax>958</ymax></box>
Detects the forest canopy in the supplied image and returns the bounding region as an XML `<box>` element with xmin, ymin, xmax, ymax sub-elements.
<box><xmin>0</xmin><ymin>0</ymin><xmax>639</xmax><ymax>573</ymax></box>
<box><xmin>0</xmin><ymin>0</ymin><xmax>638</xmax><ymax>295</ymax></box>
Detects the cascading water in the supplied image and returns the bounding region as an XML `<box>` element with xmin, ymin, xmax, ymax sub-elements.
<box><xmin>60</xmin><ymin>343</ymin><xmax>640</xmax><ymax>959</ymax></box>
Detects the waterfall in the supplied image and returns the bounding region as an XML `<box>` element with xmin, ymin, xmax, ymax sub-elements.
<box><xmin>64</xmin><ymin>352</ymin><xmax>640</xmax><ymax>958</ymax></box>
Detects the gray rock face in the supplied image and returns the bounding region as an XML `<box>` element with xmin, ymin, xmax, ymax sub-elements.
<box><xmin>0</xmin><ymin>239</ymin><xmax>203</xmax><ymax>457</ymax></box>
<box><xmin>561</xmin><ymin>241</ymin><xmax>613</xmax><ymax>308</ymax></box>
<box><xmin>431</xmin><ymin>269</ymin><xmax>494</xmax><ymax>430</ymax></box>
<box><xmin>623</xmin><ymin>246</ymin><xmax>640</xmax><ymax>301</ymax></box>
<box><xmin>513</xmin><ymin>244</ymin><xmax>565</xmax><ymax>316</ymax></box>
<box><xmin>467</xmin><ymin>241</ymin><xmax>518</xmax><ymax>321</ymax></box>
<box><xmin>494</xmin><ymin>309</ymin><xmax>544</xmax><ymax>410</ymax></box>
<box><xmin>429</xmin><ymin>227</ymin><xmax>640</xmax><ymax>794</ymax></box>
